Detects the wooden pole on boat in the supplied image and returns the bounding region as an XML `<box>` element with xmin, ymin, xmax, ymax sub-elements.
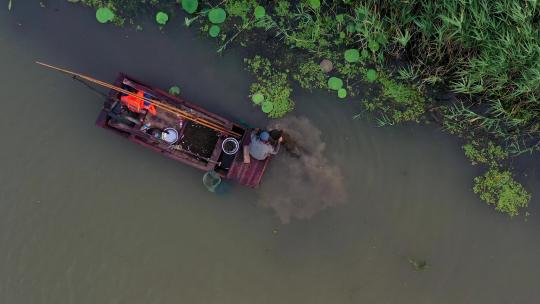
<box><xmin>35</xmin><ymin>61</ymin><xmax>241</xmax><ymax>138</ymax></box>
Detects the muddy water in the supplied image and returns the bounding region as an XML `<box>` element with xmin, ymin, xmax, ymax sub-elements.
<box><xmin>1</xmin><ymin>1</ymin><xmax>540</xmax><ymax>303</ymax></box>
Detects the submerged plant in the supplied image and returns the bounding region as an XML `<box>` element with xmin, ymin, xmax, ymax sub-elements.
<box><xmin>408</xmin><ymin>258</ymin><xmax>428</xmax><ymax>271</ymax></box>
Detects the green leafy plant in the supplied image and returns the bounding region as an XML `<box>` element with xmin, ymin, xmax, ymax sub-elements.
<box><xmin>365</xmin><ymin>69</ymin><xmax>377</xmax><ymax>82</ymax></box>
<box><xmin>338</xmin><ymin>88</ymin><xmax>347</xmax><ymax>99</ymax></box>
<box><xmin>168</xmin><ymin>86</ymin><xmax>181</xmax><ymax>96</ymax></box>
<box><xmin>251</xmin><ymin>93</ymin><xmax>265</xmax><ymax>104</ymax></box>
<box><xmin>368</xmin><ymin>40</ymin><xmax>379</xmax><ymax>52</ymax></box>
<box><xmin>208</xmin><ymin>8</ymin><xmax>227</xmax><ymax>24</ymax></box>
<box><xmin>262</xmin><ymin>101</ymin><xmax>274</xmax><ymax>113</ymax></box>
<box><xmin>463</xmin><ymin>141</ymin><xmax>508</xmax><ymax>166</ymax></box>
<box><xmin>308</xmin><ymin>0</ymin><xmax>320</xmax><ymax>10</ymax></box>
<box><xmin>328</xmin><ymin>77</ymin><xmax>343</xmax><ymax>90</ymax></box>
<box><xmin>245</xmin><ymin>56</ymin><xmax>294</xmax><ymax>118</ymax></box>
<box><xmin>254</xmin><ymin>6</ymin><xmax>266</xmax><ymax>19</ymax></box>
<box><xmin>344</xmin><ymin>49</ymin><xmax>360</xmax><ymax>63</ymax></box>
<box><xmin>180</xmin><ymin>0</ymin><xmax>198</xmax><ymax>14</ymax></box>
<box><xmin>473</xmin><ymin>168</ymin><xmax>530</xmax><ymax>217</ymax></box>
<box><xmin>292</xmin><ymin>61</ymin><xmax>327</xmax><ymax>91</ymax></box>
<box><xmin>209</xmin><ymin>25</ymin><xmax>221</xmax><ymax>37</ymax></box>
<box><xmin>96</xmin><ymin>7</ymin><xmax>114</xmax><ymax>23</ymax></box>
<box><xmin>156</xmin><ymin>11</ymin><xmax>168</xmax><ymax>25</ymax></box>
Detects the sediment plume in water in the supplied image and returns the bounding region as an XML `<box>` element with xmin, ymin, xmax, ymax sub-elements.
<box><xmin>257</xmin><ymin>116</ymin><xmax>347</xmax><ymax>224</ymax></box>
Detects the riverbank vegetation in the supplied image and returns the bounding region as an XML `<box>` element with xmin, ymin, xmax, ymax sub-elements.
<box><xmin>72</xmin><ymin>0</ymin><xmax>538</xmax><ymax>217</ymax></box>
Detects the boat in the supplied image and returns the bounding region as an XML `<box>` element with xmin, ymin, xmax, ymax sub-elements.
<box><xmin>93</xmin><ymin>73</ymin><xmax>271</xmax><ymax>188</ymax></box>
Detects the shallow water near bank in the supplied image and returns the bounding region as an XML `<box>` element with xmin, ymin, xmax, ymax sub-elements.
<box><xmin>1</xmin><ymin>1</ymin><xmax>540</xmax><ymax>303</ymax></box>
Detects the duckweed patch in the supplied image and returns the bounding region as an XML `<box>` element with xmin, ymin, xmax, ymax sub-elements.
<box><xmin>245</xmin><ymin>56</ymin><xmax>293</xmax><ymax>118</ymax></box>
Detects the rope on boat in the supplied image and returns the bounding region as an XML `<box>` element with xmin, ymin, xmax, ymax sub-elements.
<box><xmin>72</xmin><ymin>76</ymin><xmax>109</xmax><ymax>99</ymax></box>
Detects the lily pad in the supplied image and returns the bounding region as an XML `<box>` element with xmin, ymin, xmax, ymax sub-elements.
<box><xmin>96</xmin><ymin>7</ymin><xmax>114</xmax><ymax>23</ymax></box>
<box><xmin>328</xmin><ymin>77</ymin><xmax>343</xmax><ymax>90</ymax></box>
<box><xmin>156</xmin><ymin>11</ymin><xmax>169</xmax><ymax>25</ymax></box>
<box><xmin>361</xmin><ymin>49</ymin><xmax>369</xmax><ymax>59</ymax></box>
<box><xmin>368</xmin><ymin>40</ymin><xmax>380</xmax><ymax>52</ymax></box>
<box><xmin>168</xmin><ymin>86</ymin><xmax>181</xmax><ymax>96</ymax></box>
<box><xmin>366</xmin><ymin>69</ymin><xmax>378</xmax><ymax>82</ymax></box>
<box><xmin>251</xmin><ymin>93</ymin><xmax>264</xmax><ymax>104</ymax></box>
<box><xmin>338</xmin><ymin>88</ymin><xmax>347</xmax><ymax>99</ymax></box>
<box><xmin>344</xmin><ymin>49</ymin><xmax>360</xmax><ymax>63</ymax></box>
<box><xmin>209</xmin><ymin>25</ymin><xmax>220</xmax><ymax>37</ymax></box>
<box><xmin>208</xmin><ymin>8</ymin><xmax>226</xmax><ymax>24</ymax></box>
<box><xmin>262</xmin><ymin>101</ymin><xmax>274</xmax><ymax>113</ymax></box>
<box><xmin>181</xmin><ymin>0</ymin><xmax>198</xmax><ymax>14</ymax></box>
<box><xmin>308</xmin><ymin>0</ymin><xmax>320</xmax><ymax>9</ymax></box>
<box><xmin>254</xmin><ymin>6</ymin><xmax>266</xmax><ymax>19</ymax></box>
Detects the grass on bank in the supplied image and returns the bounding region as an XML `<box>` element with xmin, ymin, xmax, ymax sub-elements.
<box><xmin>73</xmin><ymin>0</ymin><xmax>537</xmax><ymax>217</ymax></box>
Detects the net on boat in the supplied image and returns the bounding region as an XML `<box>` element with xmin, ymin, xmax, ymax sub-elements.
<box><xmin>203</xmin><ymin>170</ymin><xmax>222</xmax><ymax>193</ymax></box>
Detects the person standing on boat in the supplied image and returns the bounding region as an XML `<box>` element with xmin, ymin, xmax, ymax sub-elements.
<box><xmin>243</xmin><ymin>130</ymin><xmax>282</xmax><ymax>163</ymax></box>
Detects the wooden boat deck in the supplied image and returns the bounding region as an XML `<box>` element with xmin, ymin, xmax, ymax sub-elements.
<box><xmin>95</xmin><ymin>73</ymin><xmax>271</xmax><ymax>188</ymax></box>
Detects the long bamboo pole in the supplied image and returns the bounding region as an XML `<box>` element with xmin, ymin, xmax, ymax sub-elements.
<box><xmin>36</xmin><ymin>62</ymin><xmax>241</xmax><ymax>138</ymax></box>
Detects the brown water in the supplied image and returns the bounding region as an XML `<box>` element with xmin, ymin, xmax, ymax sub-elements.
<box><xmin>1</xmin><ymin>2</ymin><xmax>540</xmax><ymax>303</ymax></box>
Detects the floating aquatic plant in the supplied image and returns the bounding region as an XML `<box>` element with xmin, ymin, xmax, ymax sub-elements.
<box><xmin>180</xmin><ymin>0</ymin><xmax>198</xmax><ymax>14</ymax></box>
<box><xmin>254</xmin><ymin>6</ymin><xmax>266</xmax><ymax>19</ymax></box>
<box><xmin>245</xmin><ymin>56</ymin><xmax>293</xmax><ymax>118</ymax></box>
<box><xmin>96</xmin><ymin>7</ymin><xmax>114</xmax><ymax>24</ymax></box>
<box><xmin>262</xmin><ymin>101</ymin><xmax>274</xmax><ymax>113</ymax></box>
<box><xmin>168</xmin><ymin>86</ymin><xmax>181</xmax><ymax>96</ymax></box>
<box><xmin>368</xmin><ymin>40</ymin><xmax>380</xmax><ymax>52</ymax></box>
<box><xmin>366</xmin><ymin>69</ymin><xmax>377</xmax><ymax>82</ymax></box>
<box><xmin>208</xmin><ymin>8</ymin><xmax>226</xmax><ymax>24</ymax></box>
<box><xmin>156</xmin><ymin>11</ymin><xmax>169</xmax><ymax>25</ymax></box>
<box><xmin>338</xmin><ymin>88</ymin><xmax>347</xmax><ymax>99</ymax></box>
<box><xmin>360</xmin><ymin>49</ymin><xmax>369</xmax><ymax>59</ymax></box>
<box><xmin>308</xmin><ymin>0</ymin><xmax>320</xmax><ymax>10</ymax></box>
<box><xmin>344</xmin><ymin>49</ymin><xmax>360</xmax><ymax>63</ymax></box>
<box><xmin>209</xmin><ymin>25</ymin><xmax>220</xmax><ymax>37</ymax></box>
<box><xmin>328</xmin><ymin>77</ymin><xmax>343</xmax><ymax>90</ymax></box>
<box><xmin>251</xmin><ymin>93</ymin><xmax>264</xmax><ymax>104</ymax></box>
<box><xmin>408</xmin><ymin>258</ymin><xmax>428</xmax><ymax>271</ymax></box>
